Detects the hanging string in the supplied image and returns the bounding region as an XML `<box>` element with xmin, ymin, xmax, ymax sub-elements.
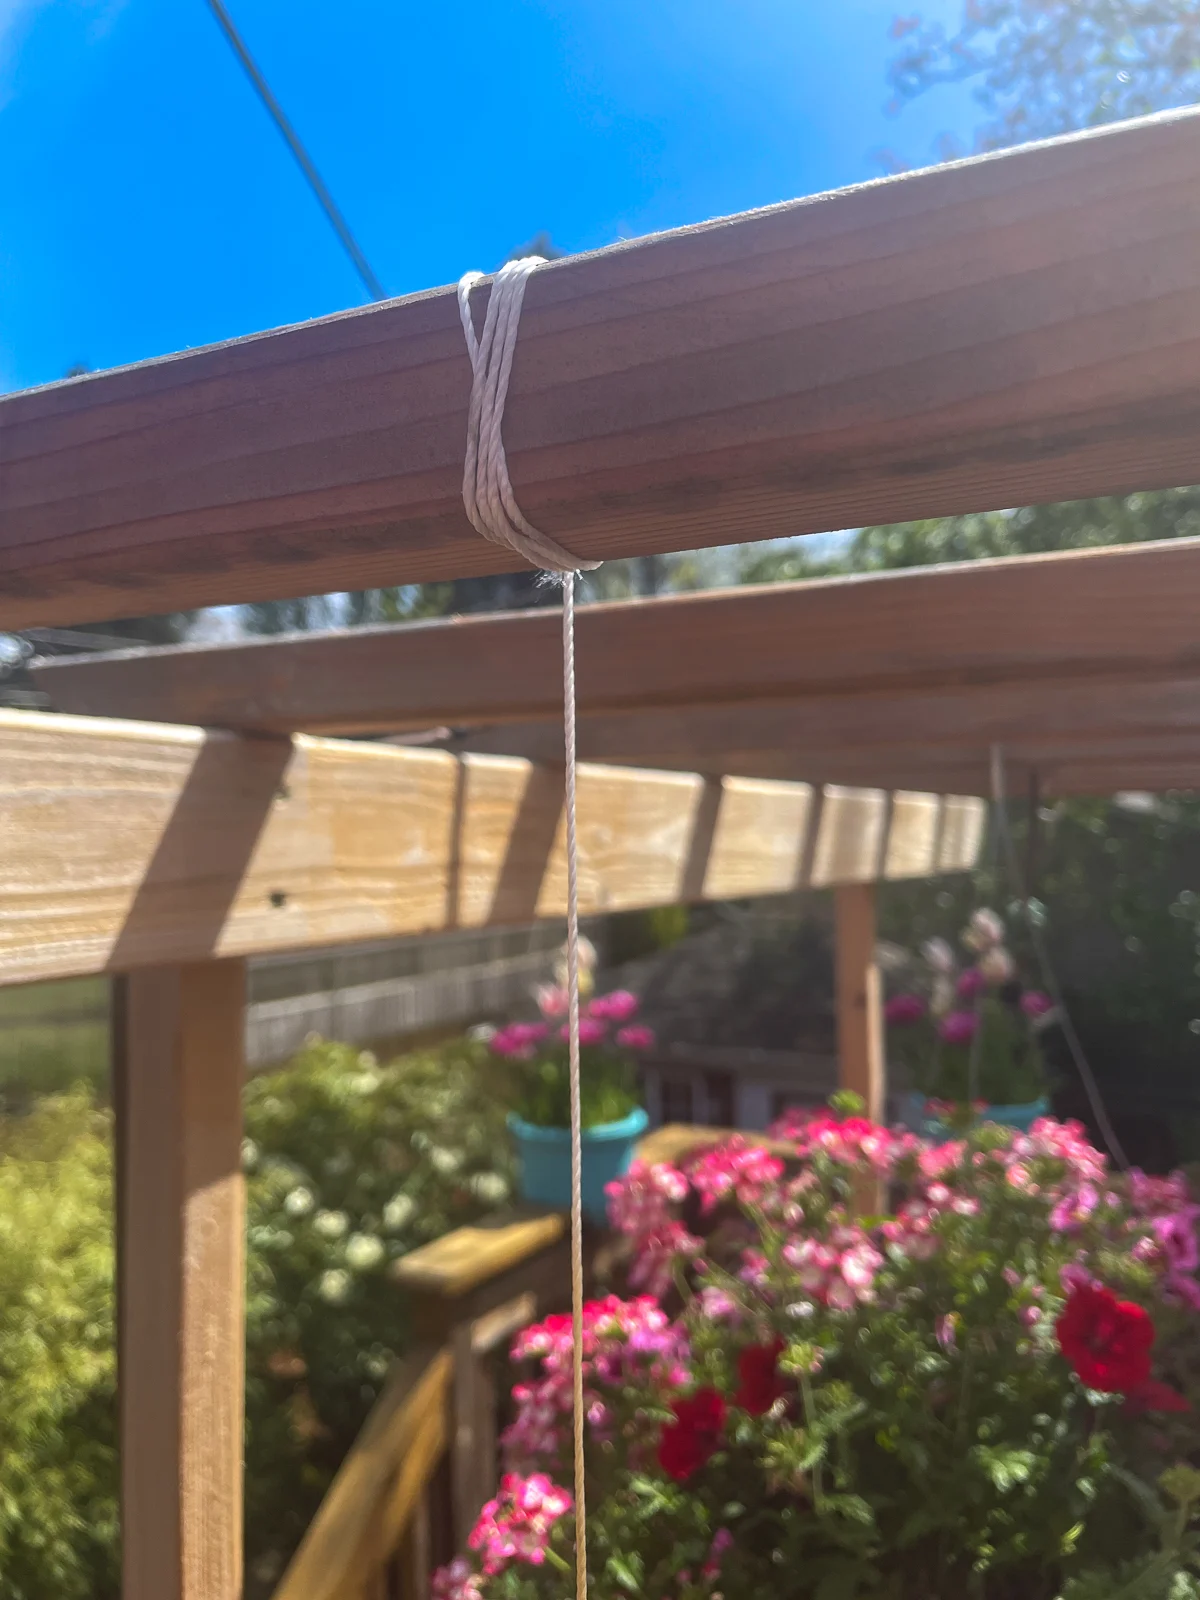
<box><xmin>458</xmin><ymin>260</ymin><xmax>591</xmax><ymax>1598</ymax></box>
<box><xmin>562</xmin><ymin>569</ymin><xmax>588</xmax><ymax>1599</ymax></box>
<box><xmin>989</xmin><ymin>743</ymin><xmax>1130</xmax><ymax>1170</ymax></box>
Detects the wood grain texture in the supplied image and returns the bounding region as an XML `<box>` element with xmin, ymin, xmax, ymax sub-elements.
<box><xmin>115</xmin><ymin>959</ymin><xmax>246</xmax><ymax>1600</ymax></box>
<box><xmin>0</xmin><ymin>710</ymin><xmax>984</xmax><ymax>987</ymax></box>
<box><xmin>392</xmin><ymin>1215</ymin><xmax>567</xmax><ymax>1300</ymax></box>
<box><xmin>9</xmin><ymin>109</ymin><xmax>1200</xmax><ymax>626</ymax></box>
<box><xmin>834</xmin><ymin>884</ymin><xmax>885</xmax><ymax>1125</ymax></box>
<box><xmin>34</xmin><ymin>538</ymin><xmax>1200</xmax><ymax>735</ymax></box>
<box><xmin>272</xmin><ymin>1346</ymin><xmax>453</xmax><ymax>1600</ymax></box>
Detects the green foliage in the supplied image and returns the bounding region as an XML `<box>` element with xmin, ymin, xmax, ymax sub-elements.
<box><xmin>241</xmin><ymin>1036</ymin><xmax>517</xmax><ymax>1594</ymax></box>
<box><xmin>0</xmin><ymin>1038</ymin><xmax>518</xmax><ymax>1600</ymax></box>
<box><xmin>0</xmin><ymin>1094</ymin><xmax>118</xmax><ymax>1600</ymax></box>
<box><xmin>887</xmin><ymin>0</ymin><xmax>1200</xmax><ymax>156</ymax></box>
<box><xmin>506</xmin><ymin>1040</ymin><xmax>640</xmax><ymax>1131</ymax></box>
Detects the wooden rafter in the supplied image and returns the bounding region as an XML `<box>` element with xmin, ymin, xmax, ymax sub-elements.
<box><xmin>6</xmin><ymin>110</ymin><xmax>1200</xmax><ymax>627</ymax></box>
<box><xmin>32</xmin><ymin>537</ymin><xmax>1200</xmax><ymax>795</ymax></box>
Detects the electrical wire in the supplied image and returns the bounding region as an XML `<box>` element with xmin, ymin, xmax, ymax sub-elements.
<box><xmin>203</xmin><ymin>0</ymin><xmax>387</xmax><ymax>303</ymax></box>
<box><xmin>989</xmin><ymin>744</ymin><xmax>1130</xmax><ymax>1169</ymax></box>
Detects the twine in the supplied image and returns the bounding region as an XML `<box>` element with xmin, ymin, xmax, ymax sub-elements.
<box><xmin>458</xmin><ymin>257</ymin><xmax>592</xmax><ymax>1598</ymax></box>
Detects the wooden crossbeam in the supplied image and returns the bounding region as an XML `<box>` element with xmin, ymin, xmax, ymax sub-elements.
<box><xmin>33</xmin><ymin>538</ymin><xmax>1200</xmax><ymax>735</ymax></box>
<box><xmin>7</xmin><ymin>110</ymin><xmax>1200</xmax><ymax>627</ymax></box>
<box><xmin>0</xmin><ymin>709</ymin><xmax>984</xmax><ymax>987</ymax></box>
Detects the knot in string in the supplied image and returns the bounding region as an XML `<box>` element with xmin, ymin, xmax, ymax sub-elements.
<box><xmin>457</xmin><ymin>256</ymin><xmax>599</xmax><ymax>575</ymax></box>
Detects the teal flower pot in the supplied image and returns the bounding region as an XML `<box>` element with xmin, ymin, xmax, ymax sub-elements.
<box><xmin>900</xmin><ymin>1093</ymin><xmax>1050</xmax><ymax>1140</ymax></box>
<box><xmin>508</xmin><ymin>1107</ymin><xmax>648</xmax><ymax>1222</ymax></box>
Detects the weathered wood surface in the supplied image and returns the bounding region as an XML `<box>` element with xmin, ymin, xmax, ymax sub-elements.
<box><xmin>392</xmin><ymin>1215</ymin><xmax>567</xmax><ymax>1300</ymax></box>
<box><xmin>115</xmin><ymin>959</ymin><xmax>246</xmax><ymax>1600</ymax></box>
<box><xmin>833</xmin><ymin>884</ymin><xmax>885</xmax><ymax>1125</ymax></box>
<box><xmin>8</xmin><ymin>110</ymin><xmax>1200</xmax><ymax>626</ymax></box>
<box><xmin>271</xmin><ymin>1346</ymin><xmax>453</xmax><ymax>1600</ymax></box>
<box><xmin>0</xmin><ymin>709</ymin><xmax>984</xmax><ymax>987</ymax></box>
<box><xmin>34</xmin><ymin>538</ymin><xmax>1200</xmax><ymax>735</ymax></box>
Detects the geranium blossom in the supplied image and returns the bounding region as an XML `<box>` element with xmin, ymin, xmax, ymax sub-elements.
<box><xmin>587</xmin><ymin>989</ymin><xmax>640</xmax><ymax>1023</ymax></box>
<box><xmin>448</xmin><ymin>1110</ymin><xmax>1200</xmax><ymax>1599</ymax></box>
<box><xmin>734</xmin><ymin>1338</ymin><xmax>788</xmax><ymax>1414</ymax></box>
<box><xmin>504</xmin><ymin>1295</ymin><xmax>691</xmax><ymax>1470</ymax></box>
<box><xmin>462</xmin><ymin>1474</ymin><xmax>572</xmax><ymax>1576</ymax></box>
<box><xmin>1056</xmin><ymin>1282</ymin><xmax>1154</xmax><ymax>1393</ymax></box>
<box><xmin>657</xmin><ymin>1387</ymin><xmax>726</xmax><ymax>1480</ymax></box>
<box><xmin>688</xmin><ymin>1137</ymin><xmax>785</xmax><ymax>1214</ymax></box>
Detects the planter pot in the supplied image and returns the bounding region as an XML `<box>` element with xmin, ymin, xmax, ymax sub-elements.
<box><xmin>900</xmin><ymin>1093</ymin><xmax>1051</xmax><ymax>1140</ymax></box>
<box><xmin>508</xmin><ymin>1107</ymin><xmax>649</xmax><ymax>1222</ymax></box>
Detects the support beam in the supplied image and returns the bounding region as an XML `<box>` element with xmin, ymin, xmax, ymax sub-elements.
<box><xmin>833</xmin><ymin>884</ymin><xmax>885</xmax><ymax>1124</ymax></box>
<box><xmin>32</xmin><ymin>538</ymin><xmax>1200</xmax><ymax>735</ymax></box>
<box><xmin>114</xmin><ymin>958</ymin><xmax>246</xmax><ymax>1600</ymax></box>
<box><xmin>7</xmin><ymin>109</ymin><xmax>1200</xmax><ymax>626</ymax></box>
<box><xmin>0</xmin><ymin>709</ymin><xmax>985</xmax><ymax>986</ymax></box>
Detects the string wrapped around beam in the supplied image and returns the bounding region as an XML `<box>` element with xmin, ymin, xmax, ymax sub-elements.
<box><xmin>459</xmin><ymin>256</ymin><xmax>594</xmax><ymax>1600</ymax></box>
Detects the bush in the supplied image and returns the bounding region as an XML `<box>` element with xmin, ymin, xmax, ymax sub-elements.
<box><xmin>0</xmin><ymin>1094</ymin><xmax>118</xmax><ymax>1600</ymax></box>
<box><xmin>436</xmin><ymin>1106</ymin><xmax>1200</xmax><ymax>1600</ymax></box>
<box><xmin>242</xmin><ymin>1036</ymin><xmax>516</xmax><ymax>1593</ymax></box>
<box><xmin>0</xmin><ymin>1036</ymin><xmax>516</xmax><ymax>1600</ymax></box>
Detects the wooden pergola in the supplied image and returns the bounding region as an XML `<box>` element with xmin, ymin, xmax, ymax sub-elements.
<box><xmin>33</xmin><ymin>534</ymin><xmax>1200</xmax><ymax>797</ymax></box>
<box><xmin>4</xmin><ymin>104</ymin><xmax>1200</xmax><ymax>1600</ymax></box>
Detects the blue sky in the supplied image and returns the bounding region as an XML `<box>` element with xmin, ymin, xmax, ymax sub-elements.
<box><xmin>0</xmin><ymin>0</ymin><xmax>973</xmax><ymax>395</ymax></box>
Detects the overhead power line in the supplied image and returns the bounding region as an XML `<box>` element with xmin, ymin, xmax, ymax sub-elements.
<box><xmin>203</xmin><ymin>0</ymin><xmax>387</xmax><ymax>303</ymax></box>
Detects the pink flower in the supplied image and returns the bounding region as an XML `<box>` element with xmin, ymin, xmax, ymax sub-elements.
<box><xmin>587</xmin><ymin>990</ymin><xmax>640</xmax><ymax>1023</ymax></box>
<box><xmin>462</xmin><ymin>1473</ymin><xmax>573</xmax><ymax>1577</ymax></box>
<box><xmin>885</xmin><ymin>993</ymin><xmax>926</xmax><ymax>1026</ymax></box>
<box><xmin>1153</xmin><ymin>1208</ymin><xmax>1200</xmax><ymax>1276</ymax></box>
<box><xmin>560</xmin><ymin>1017</ymin><xmax>608</xmax><ymax>1047</ymax></box>
<box><xmin>703</xmin><ymin>1528</ymin><xmax>734</xmax><ymax>1581</ymax></box>
<box><xmin>938</xmin><ymin>1010</ymin><xmax>978</xmax><ymax>1046</ymax></box>
<box><xmin>1020</xmin><ymin>990</ymin><xmax>1054</xmax><ymax>1019</ymax></box>
<box><xmin>616</xmin><ymin>1024</ymin><xmax>656</xmax><ymax>1052</ymax></box>
<box><xmin>956</xmin><ymin>967</ymin><xmax>986</xmax><ymax>1000</ymax></box>
<box><xmin>935</xmin><ymin>1313</ymin><xmax>957</xmax><ymax>1350</ymax></box>
<box><xmin>504</xmin><ymin>1296</ymin><xmax>692</xmax><ymax>1471</ymax></box>
<box><xmin>489</xmin><ymin>1021</ymin><xmax>549</xmax><ymax>1060</ymax></box>
<box><xmin>534</xmin><ymin>984</ymin><xmax>569</xmax><ymax>1018</ymax></box>
<box><xmin>688</xmin><ymin>1138</ymin><xmax>785</xmax><ymax>1214</ymax></box>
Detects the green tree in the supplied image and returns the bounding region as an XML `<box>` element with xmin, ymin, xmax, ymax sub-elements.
<box><xmin>888</xmin><ymin>0</ymin><xmax>1200</xmax><ymax>156</ymax></box>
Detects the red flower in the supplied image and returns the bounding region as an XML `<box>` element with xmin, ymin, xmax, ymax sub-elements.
<box><xmin>734</xmin><ymin>1338</ymin><xmax>788</xmax><ymax>1415</ymax></box>
<box><xmin>657</xmin><ymin>1388</ymin><xmax>726</xmax><ymax>1481</ymax></box>
<box><xmin>1122</xmin><ymin>1379</ymin><xmax>1191</xmax><ymax>1416</ymax></box>
<box><xmin>1056</xmin><ymin>1283</ymin><xmax>1154</xmax><ymax>1393</ymax></box>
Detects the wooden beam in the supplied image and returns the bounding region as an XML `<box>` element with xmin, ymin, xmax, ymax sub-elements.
<box><xmin>833</xmin><ymin>884</ymin><xmax>885</xmax><ymax>1124</ymax></box>
<box><xmin>114</xmin><ymin>958</ymin><xmax>246</xmax><ymax>1600</ymax></box>
<box><xmin>9</xmin><ymin>110</ymin><xmax>1200</xmax><ymax>626</ymax></box>
<box><xmin>0</xmin><ymin>710</ymin><xmax>983</xmax><ymax>986</ymax></box>
<box><xmin>272</xmin><ymin>1346</ymin><xmax>453</xmax><ymax>1600</ymax></box>
<box><xmin>33</xmin><ymin>538</ymin><xmax>1200</xmax><ymax>734</ymax></box>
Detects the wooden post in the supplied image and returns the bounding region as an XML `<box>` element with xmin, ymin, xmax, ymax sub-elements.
<box><xmin>833</xmin><ymin>884</ymin><xmax>885</xmax><ymax>1124</ymax></box>
<box><xmin>114</xmin><ymin>959</ymin><xmax>247</xmax><ymax>1600</ymax></box>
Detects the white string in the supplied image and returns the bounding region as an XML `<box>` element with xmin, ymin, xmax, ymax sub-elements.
<box><xmin>457</xmin><ymin>259</ymin><xmax>599</xmax><ymax>574</ymax></box>
<box><xmin>562</xmin><ymin>570</ymin><xmax>588</xmax><ymax>1600</ymax></box>
<box><xmin>457</xmin><ymin>256</ymin><xmax>591</xmax><ymax>1599</ymax></box>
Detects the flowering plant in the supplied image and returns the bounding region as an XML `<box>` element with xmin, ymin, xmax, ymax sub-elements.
<box><xmin>489</xmin><ymin>942</ymin><xmax>654</xmax><ymax>1129</ymax></box>
<box><xmin>435</xmin><ymin>1099</ymin><xmax>1200</xmax><ymax>1599</ymax></box>
<box><xmin>884</xmin><ymin>906</ymin><xmax>1051</xmax><ymax>1109</ymax></box>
